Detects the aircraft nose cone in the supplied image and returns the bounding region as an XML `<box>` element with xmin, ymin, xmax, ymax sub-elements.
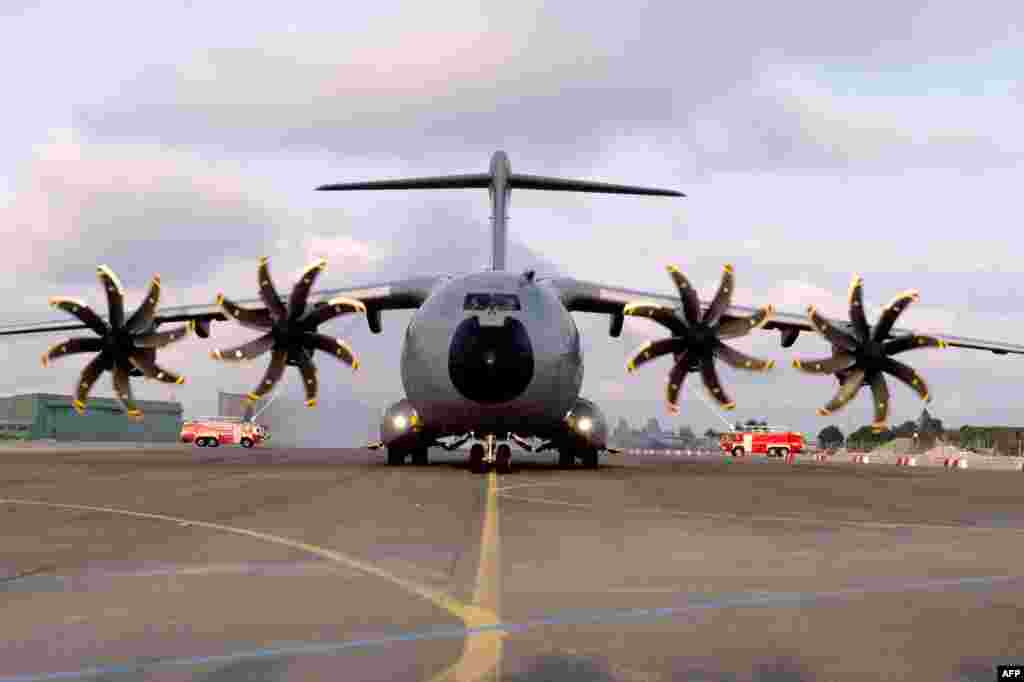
<box><xmin>449</xmin><ymin>316</ymin><xmax>534</xmax><ymax>403</ymax></box>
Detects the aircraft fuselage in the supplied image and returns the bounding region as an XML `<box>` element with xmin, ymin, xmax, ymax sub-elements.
<box><xmin>399</xmin><ymin>271</ymin><xmax>583</xmax><ymax>438</ymax></box>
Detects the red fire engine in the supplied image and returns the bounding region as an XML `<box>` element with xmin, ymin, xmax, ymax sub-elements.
<box><xmin>180</xmin><ymin>417</ymin><xmax>269</xmax><ymax>448</ymax></box>
<box><xmin>719</xmin><ymin>425</ymin><xmax>805</xmax><ymax>457</ymax></box>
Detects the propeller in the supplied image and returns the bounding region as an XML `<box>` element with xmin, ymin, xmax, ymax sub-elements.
<box><xmin>623</xmin><ymin>264</ymin><xmax>775</xmax><ymax>413</ymax></box>
<box><xmin>42</xmin><ymin>266</ymin><xmax>192</xmax><ymax>420</ymax></box>
<box><xmin>794</xmin><ymin>275</ymin><xmax>947</xmax><ymax>431</ymax></box>
<box><xmin>210</xmin><ymin>257</ymin><xmax>367</xmax><ymax>407</ymax></box>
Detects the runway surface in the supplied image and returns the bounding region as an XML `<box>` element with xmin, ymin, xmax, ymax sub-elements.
<box><xmin>1</xmin><ymin>446</ymin><xmax>1022</xmax><ymax>681</ymax></box>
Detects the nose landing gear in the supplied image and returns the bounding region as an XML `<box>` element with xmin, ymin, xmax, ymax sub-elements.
<box><xmin>468</xmin><ymin>435</ymin><xmax>514</xmax><ymax>474</ymax></box>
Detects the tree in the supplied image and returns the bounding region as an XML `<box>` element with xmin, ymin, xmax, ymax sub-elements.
<box><xmin>817</xmin><ymin>425</ymin><xmax>844</xmax><ymax>448</ymax></box>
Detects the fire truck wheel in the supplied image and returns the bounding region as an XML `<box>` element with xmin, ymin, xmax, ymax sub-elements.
<box><xmin>411</xmin><ymin>447</ymin><xmax>429</xmax><ymax>466</ymax></box>
<box><xmin>241</xmin><ymin>438</ymin><xmax>254</xmax><ymax>449</ymax></box>
<box><xmin>208</xmin><ymin>438</ymin><xmax>220</xmax><ymax>448</ymax></box>
<box><xmin>195</xmin><ymin>437</ymin><xmax>207</xmax><ymax>447</ymax></box>
<box><xmin>387</xmin><ymin>448</ymin><xmax>406</xmax><ymax>466</ymax></box>
<box><xmin>767</xmin><ymin>448</ymin><xmax>777</xmax><ymax>458</ymax></box>
<box><xmin>557</xmin><ymin>447</ymin><xmax>575</xmax><ymax>469</ymax></box>
<box><xmin>731</xmin><ymin>447</ymin><xmax>744</xmax><ymax>457</ymax></box>
<box><xmin>778</xmin><ymin>448</ymin><xmax>789</xmax><ymax>458</ymax></box>
<box><xmin>580</xmin><ymin>447</ymin><xmax>599</xmax><ymax>469</ymax></box>
<box><xmin>496</xmin><ymin>443</ymin><xmax>512</xmax><ymax>473</ymax></box>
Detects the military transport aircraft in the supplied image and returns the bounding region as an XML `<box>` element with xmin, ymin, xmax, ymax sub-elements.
<box><xmin>3</xmin><ymin>151</ymin><xmax>1023</xmax><ymax>472</ymax></box>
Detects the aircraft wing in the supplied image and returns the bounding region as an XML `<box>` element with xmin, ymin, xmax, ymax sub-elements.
<box><xmin>0</xmin><ymin>275</ymin><xmax>447</xmax><ymax>337</ymax></box>
<box><xmin>543</xmin><ymin>276</ymin><xmax>1024</xmax><ymax>357</ymax></box>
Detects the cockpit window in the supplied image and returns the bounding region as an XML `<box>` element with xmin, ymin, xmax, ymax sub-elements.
<box><xmin>464</xmin><ymin>293</ymin><xmax>520</xmax><ymax>311</ymax></box>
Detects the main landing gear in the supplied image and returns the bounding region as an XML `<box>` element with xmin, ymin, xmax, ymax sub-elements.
<box><xmin>557</xmin><ymin>444</ymin><xmax>599</xmax><ymax>469</ymax></box>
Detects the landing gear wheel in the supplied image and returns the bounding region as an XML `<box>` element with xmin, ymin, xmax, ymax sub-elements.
<box><xmin>496</xmin><ymin>443</ymin><xmax>512</xmax><ymax>474</ymax></box>
<box><xmin>469</xmin><ymin>443</ymin><xmax>486</xmax><ymax>473</ymax></box>
<box><xmin>241</xmin><ymin>438</ymin><xmax>254</xmax><ymax>449</ymax></box>
<box><xmin>386</xmin><ymin>448</ymin><xmax>406</xmax><ymax>466</ymax></box>
<box><xmin>580</xmin><ymin>447</ymin><xmax>599</xmax><ymax>469</ymax></box>
<box><xmin>558</xmin><ymin>448</ymin><xmax>574</xmax><ymax>469</ymax></box>
<box><xmin>411</xmin><ymin>447</ymin><xmax>429</xmax><ymax>466</ymax></box>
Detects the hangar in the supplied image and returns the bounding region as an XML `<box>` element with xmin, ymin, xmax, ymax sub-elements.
<box><xmin>0</xmin><ymin>393</ymin><xmax>182</xmax><ymax>442</ymax></box>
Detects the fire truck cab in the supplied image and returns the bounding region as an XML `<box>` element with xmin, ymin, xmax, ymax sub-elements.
<box><xmin>181</xmin><ymin>417</ymin><xmax>268</xmax><ymax>449</ymax></box>
<box><xmin>719</xmin><ymin>425</ymin><xmax>805</xmax><ymax>458</ymax></box>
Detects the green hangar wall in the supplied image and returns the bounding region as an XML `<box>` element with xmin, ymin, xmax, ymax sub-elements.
<box><xmin>0</xmin><ymin>394</ymin><xmax>183</xmax><ymax>442</ymax></box>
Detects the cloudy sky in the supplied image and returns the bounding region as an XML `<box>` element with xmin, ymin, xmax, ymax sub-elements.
<box><xmin>1</xmin><ymin>1</ymin><xmax>1022</xmax><ymax>443</ymax></box>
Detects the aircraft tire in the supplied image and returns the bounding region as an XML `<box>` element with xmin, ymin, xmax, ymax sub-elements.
<box><xmin>411</xmin><ymin>447</ymin><xmax>429</xmax><ymax>466</ymax></box>
<box><xmin>469</xmin><ymin>443</ymin><xmax>486</xmax><ymax>473</ymax></box>
<box><xmin>557</xmin><ymin>448</ymin><xmax>574</xmax><ymax>469</ymax></box>
<box><xmin>580</xmin><ymin>447</ymin><xmax>599</xmax><ymax>469</ymax></box>
<box><xmin>496</xmin><ymin>443</ymin><xmax>512</xmax><ymax>473</ymax></box>
<box><xmin>387</xmin><ymin>448</ymin><xmax>406</xmax><ymax>466</ymax></box>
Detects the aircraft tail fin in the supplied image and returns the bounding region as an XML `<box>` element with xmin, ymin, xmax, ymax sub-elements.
<box><xmin>317</xmin><ymin>151</ymin><xmax>684</xmax><ymax>271</ymax></box>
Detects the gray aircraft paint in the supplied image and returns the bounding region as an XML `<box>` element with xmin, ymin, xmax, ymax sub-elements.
<box><xmin>400</xmin><ymin>271</ymin><xmax>582</xmax><ymax>438</ymax></box>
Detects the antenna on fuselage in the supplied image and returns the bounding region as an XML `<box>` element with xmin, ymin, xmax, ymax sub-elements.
<box><xmin>316</xmin><ymin>151</ymin><xmax>685</xmax><ymax>272</ymax></box>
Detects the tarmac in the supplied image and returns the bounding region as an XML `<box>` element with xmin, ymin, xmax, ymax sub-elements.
<box><xmin>1</xmin><ymin>444</ymin><xmax>1022</xmax><ymax>681</ymax></box>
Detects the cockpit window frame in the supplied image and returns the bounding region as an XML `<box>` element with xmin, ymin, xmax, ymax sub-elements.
<box><xmin>464</xmin><ymin>292</ymin><xmax>521</xmax><ymax>312</ymax></box>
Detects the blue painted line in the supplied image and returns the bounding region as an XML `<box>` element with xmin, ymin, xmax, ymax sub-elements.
<box><xmin>1</xmin><ymin>574</ymin><xmax>1018</xmax><ymax>681</ymax></box>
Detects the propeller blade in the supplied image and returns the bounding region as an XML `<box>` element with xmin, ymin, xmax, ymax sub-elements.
<box><xmin>702</xmin><ymin>264</ymin><xmax>735</xmax><ymax>327</ymax></box>
<box><xmin>716</xmin><ymin>305</ymin><xmax>774</xmax><ymax>339</ymax></box>
<box><xmin>882</xmin><ymin>334</ymin><xmax>947</xmax><ymax>355</ymax></box>
<box><xmin>808</xmin><ymin>306</ymin><xmax>859</xmax><ymax>352</ymax></box>
<box><xmin>246</xmin><ymin>348</ymin><xmax>288</xmax><ymax>402</ymax></box>
<box><xmin>49</xmin><ymin>297</ymin><xmax>109</xmax><ymax>336</ymax></box>
<box><xmin>816</xmin><ymin>368</ymin><xmax>866</xmax><ymax>416</ymax></box>
<box><xmin>882</xmin><ymin>357</ymin><xmax>931</xmax><ymax>403</ymax></box>
<box><xmin>73</xmin><ymin>352</ymin><xmax>109</xmax><ymax>414</ymax></box>
<box><xmin>217</xmin><ymin>294</ymin><xmax>274</xmax><ymax>330</ymax></box>
<box><xmin>293</xmin><ymin>350</ymin><xmax>320</xmax><ymax>407</ymax></box>
<box><xmin>210</xmin><ymin>333</ymin><xmax>275</xmax><ymax>363</ymax></box>
<box><xmin>135</xmin><ymin>323</ymin><xmax>193</xmax><ymax>349</ymax></box>
<box><xmin>128</xmin><ymin>350</ymin><xmax>185</xmax><ymax>384</ymax></box>
<box><xmin>872</xmin><ymin>290</ymin><xmax>920</xmax><ymax>342</ymax></box>
<box><xmin>869</xmin><ymin>371</ymin><xmax>890</xmax><ymax>431</ymax></box>
<box><xmin>41</xmin><ymin>337</ymin><xmax>104</xmax><ymax>367</ymax></box>
<box><xmin>257</xmin><ymin>257</ymin><xmax>288</xmax><ymax>322</ymax></box>
<box><xmin>666</xmin><ymin>265</ymin><xmax>701</xmax><ymax>326</ymax></box>
<box><xmin>665</xmin><ymin>351</ymin><xmax>689</xmax><ymax>413</ymax></box>
<box><xmin>792</xmin><ymin>352</ymin><xmax>857</xmax><ymax>375</ymax></box>
<box><xmin>96</xmin><ymin>265</ymin><xmax>127</xmax><ymax>330</ymax></box>
<box><xmin>125</xmin><ymin>274</ymin><xmax>161</xmax><ymax>333</ymax></box>
<box><xmin>289</xmin><ymin>258</ymin><xmax>327</xmax><ymax>321</ymax></box>
<box><xmin>713</xmin><ymin>341</ymin><xmax>775</xmax><ymax>372</ymax></box>
<box><xmin>306</xmin><ymin>332</ymin><xmax>359</xmax><ymax>370</ymax></box>
<box><xmin>847</xmin><ymin>275</ymin><xmax>870</xmax><ymax>342</ymax></box>
<box><xmin>112</xmin><ymin>361</ymin><xmax>142</xmax><ymax>420</ymax></box>
<box><xmin>700</xmin><ymin>360</ymin><xmax>735</xmax><ymax>409</ymax></box>
<box><xmin>300</xmin><ymin>296</ymin><xmax>367</xmax><ymax>329</ymax></box>
<box><xmin>626</xmin><ymin>337</ymin><xmax>686</xmax><ymax>373</ymax></box>
<box><xmin>622</xmin><ymin>301</ymin><xmax>686</xmax><ymax>335</ymax></box>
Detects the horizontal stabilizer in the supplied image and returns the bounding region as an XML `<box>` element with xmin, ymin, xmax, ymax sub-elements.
<box><xmin>317</xmin><ymin>174</ymin><xmax>490</xmax><ymax>192</ymax></box>
<box><xmin>509</xmin><ymin>173</ymin><xmax>684</xmax><ymax>197</ymax></box>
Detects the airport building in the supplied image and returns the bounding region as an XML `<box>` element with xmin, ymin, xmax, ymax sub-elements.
<box><xmin>0</xmin><ymin>393</ymin><xmax>183</xmax><ymax>442</ymax></box>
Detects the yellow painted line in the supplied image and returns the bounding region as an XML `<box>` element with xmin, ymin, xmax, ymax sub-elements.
<box><xmin>0</xmin><ymin>497</ymin><xmax>481</xmax><ymax>637</ymax></box>
<box><xmin>429</xmin><ymin>470</ymin><xmax>503</xmax><ymax>682</ymax></box>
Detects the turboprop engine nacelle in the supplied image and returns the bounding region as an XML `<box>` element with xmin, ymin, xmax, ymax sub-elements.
<box><xmin>564</xmin><ymin>397</ymin><xmax>609</xmax><ymax>449</ymax></box>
